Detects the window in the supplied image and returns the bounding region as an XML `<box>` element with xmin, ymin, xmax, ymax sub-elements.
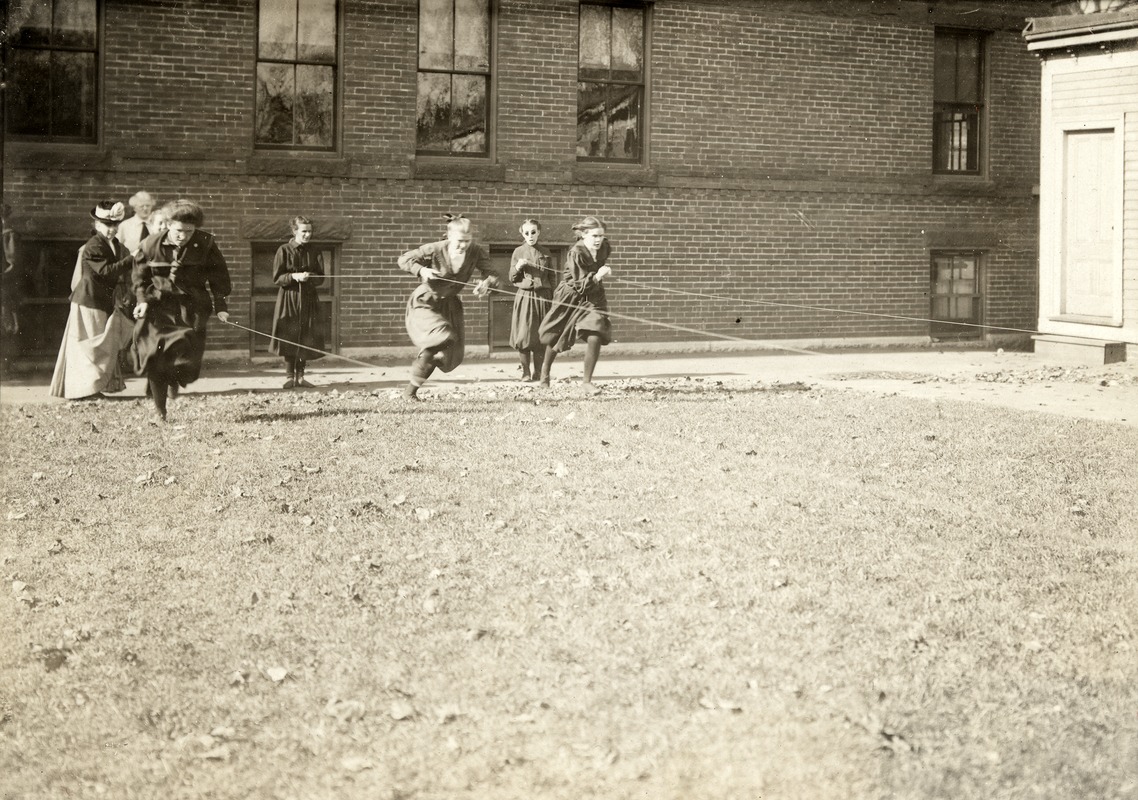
<box><xmin>250</xmin><ymin>242</ymin><xmax>338</xmax><ymax>355</ymax></box>
<box><xmin>930</xmin><ymin>251</ymin><xmax>982</xmax><ymax>339</ymax></box>
<box><xmin>417</xmin><ymin>0</ymin><xmax>491</xmax><ymax>156</ymax></box>
<box><xmin>12</xmin><ymin>239</ymin><xmax>84</xmax><ymax>357</ymax></box>
<box><xmin>933</xmin><ymin>28</ymin><xmax>984</xmax><ymax>174</ymax></box>
<box><xmin>256</xmin><ymin>0</ymin><xmax>338</xmax><ymax>149</ymax></box>
<box><xmin>577</xmin><ymin>2</ymin><xmax>646</xmax><ymax>163</ymax></box>
<box><xmin>5</xmin><ymin>0</ymin><xmax>98</xmax><ymax>142</ymax></box>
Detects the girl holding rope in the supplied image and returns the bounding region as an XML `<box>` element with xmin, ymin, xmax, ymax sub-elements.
<box><xmin>270</xmin><ymin>216</ymin><xmax>325</xmax><ymax>389</ymax></box>
<box><xmin>131</xmin><ymin>199</ymin><xmax>232</xmax><ymax>423</ymax></box>
<box><xmin>537</xmin><ymin>216</ymin><xmax>613</xmax><ymax>392</ymax></box>
<box><xmin>508</xmin><ymin>218</ymin><xmax>555</xmax><ymax>381</ymax></box>
<box><xmin>397</xmin><ymin>214</ymin><xmax>497</xmax><ymax>400</ymax></box>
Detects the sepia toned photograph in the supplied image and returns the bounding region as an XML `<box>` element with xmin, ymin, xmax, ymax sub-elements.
<box><xmin>1</xmin><ymin>1</ymin><xmax>1136</xmax><ymax>798</ymax></box>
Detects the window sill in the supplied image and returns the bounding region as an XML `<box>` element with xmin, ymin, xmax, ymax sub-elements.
<box><xmin>573</xmin><ymin>162</ymin><xmax>658</xmax><ymax>186</ymax></box>
<box><xmin>246</xmin><ymin>152</ymin><xmax>350</xmax><ymax>177</ymax></box>
<box><xmin>413</xmin><ymin>158</ymin><xmax>505</xmax><ymax>182</ymax></box>
<box><xmin>4</xmin><ymin>141</ymin><xmax>109</xmax><ymax>171</ymax></box>
<box><xmin>1048</xmin><ymin>314</ymin><xmax>1122</xmax><ymax>328</ymax></box>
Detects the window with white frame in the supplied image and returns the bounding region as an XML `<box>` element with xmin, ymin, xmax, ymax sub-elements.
<box><xmin>930</xmin><ymin>251</ymin><xmax>982</xmax><ymax>339</ymax></box>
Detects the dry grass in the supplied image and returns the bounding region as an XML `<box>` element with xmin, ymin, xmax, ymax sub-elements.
<box><xmin>2</xmin><ymin>379</ymin><xmax>1136</xmax><ymax>800</ymax></box>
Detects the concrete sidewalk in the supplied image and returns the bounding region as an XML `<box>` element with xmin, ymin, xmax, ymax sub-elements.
<box><xmin>2</xmin><ymin>347</ymin><xmax>1135</xmax><ymax>426</ymax></box>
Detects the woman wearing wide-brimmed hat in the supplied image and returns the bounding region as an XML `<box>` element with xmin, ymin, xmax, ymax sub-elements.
<box><xmin>49</xmin><ymin>201</ymin><xmax>139</xmax><ymax>400</ymax></box>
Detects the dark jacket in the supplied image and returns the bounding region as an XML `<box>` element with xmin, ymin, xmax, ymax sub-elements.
<box><xmin>71</xmin><ymin>233</ymin><xmax>134</xmax><ymax>314</ymax></box>
<box><xmin>133</xmin><ymin>229</ymin><xmax>231</xmax><ymax>315</ymax></box>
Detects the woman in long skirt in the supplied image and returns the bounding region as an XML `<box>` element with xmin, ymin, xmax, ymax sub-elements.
<box><xmin>131</xmin><ymin>199</ymin><xmax>232</xmax><ymax>422</ymax></box>
<box><xmin>269</xmin><ymin>215</ymin><xmax>325</xmax><ymax>388</ymax></box>
<box><xmin>49</xmin><ymin>201</ymin><xmax>137</xmax><ymax>399</ymax></box>
<box><xmin>508</xmin><ymin>218</ymin><xmax>555</xmax><ymax>381</ymax></box>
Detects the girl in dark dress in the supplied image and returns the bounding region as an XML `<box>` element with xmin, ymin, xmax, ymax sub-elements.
<box><xmin>269</xmin><ymin>216</ymin><xmax>325</xmax><ymax>388</ymax></box>
<box><xmin>537</xmin><ymin>216</ymin><xmax>613</xmax><ymax>392</ymax></box>
<box><xmin>131</xmin><ymin>199</ymin><xmax>232</xmax><ymax>422</ymax></box>
<box><xmin>397</xmin><ymin>215</ymin><xmax>498</xmax><ymax>400</ymax></box>
<box><xmin>508</xmin><ymin>218</ymin><xmax>555</xmax><ymax>381</ymax></box>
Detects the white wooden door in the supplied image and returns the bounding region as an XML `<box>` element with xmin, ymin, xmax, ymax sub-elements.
<box><xmin>1061</xmin><ymin>129</ymin><xmax>1116</xmax><ymax>318</ymax></box>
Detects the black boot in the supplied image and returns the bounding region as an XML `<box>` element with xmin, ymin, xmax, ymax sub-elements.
<box><xmin>296</xmin><ymin>360</ymin><xmax>313</xmax><ymax>388</ymax></box>
<box><xmin>404</xmin><ymin>350</ymin><xmax>436</xmax><ymax>400</ymax></box>
<box><xmin>148</xmin><ymin>377</ymin><xmax>168</xmax><ymax>423</ymax></box>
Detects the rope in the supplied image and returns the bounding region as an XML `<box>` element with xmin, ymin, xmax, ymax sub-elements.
<box><xmin>220</xmin><ymin>318</ymin><xmax>384</xmax><ymax>370</ymax></box>
<box><xmin>607</xmin><ymin>276</ymin><xmax>1102</xmax><ymax>342</ymax></box>
<box><xmin>228</xmin><ymin>269</ymin><xmax>1118</xmax><ymax>365</ymax></box>
<box><xmin>424</xmin><ymin>275</ymin><xmax>823</xmax><ymax>356</ymax></box>
<box><xmin>310</xmin><ymin>270</ymin><xmax>1077</xmax><ymax>343</ymax></box>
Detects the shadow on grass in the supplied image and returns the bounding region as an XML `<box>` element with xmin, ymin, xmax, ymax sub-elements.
<box><xmin>608</xmin><ymin>380</ymin><xmax>814</xmax><ymax>396</ymax></box>
<box><xmin>235</xmin><ymin>402</ymin><xmax>503</xmax><ymax>423</ymax></box>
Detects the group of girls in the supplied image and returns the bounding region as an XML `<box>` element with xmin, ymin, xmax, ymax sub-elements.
<box><xmin>49</xmin><ymin>201</ymin><xmax>613</xmax><ymax>419</ymax></box>
<box><xmin>398</xmin><ymin>213</ymin><xmax>613</xmax><ymax>399</ymax></box>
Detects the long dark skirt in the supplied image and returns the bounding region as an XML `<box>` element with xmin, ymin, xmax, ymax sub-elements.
<box><xmin>132</xmin><ymin>298</ymin><xmax>208</xmax><ymax>386</ymax></box>
<box><xmin>538</xmin><ymin>283</ymin><xmax>612</xmax><ymax>353</ymax></box>
<box><xmin>269</xmin><ymin>286</ymin><xmax>325</xmax><ymax>361</ymax></box>
<box><xmin>405</xmin><ymin>285</ymin><xmax>465</xmax><ymax>373</ymax></box>
<box><xmin>510</xmin><ymin>287</ymin><xmax>552</xmax><ymax>351</ymax></box>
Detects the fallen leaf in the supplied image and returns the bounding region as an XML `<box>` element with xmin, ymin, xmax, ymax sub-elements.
<box><xmin>390</xmin><ymin>700</ymin><xmax>415</xmax><ymax>721</ymax></box>
<box><xmin>340</xmin><ymin>756</ymin><xmax>374</xmax><ymax>772</ymax></box>
<box><xmin>265</xmin><ymin>666</ymin><xmax>289</xmax><ymax>683</ymax></box>
<box><xmin>42</xmin><ymin>649</ymin><xmax>67</xmax><ymax>672</ymax></box>
<box><xmin>199</xmin><ymin>745</ymin><xmax>231</xmax><ymax>761</ymax></box>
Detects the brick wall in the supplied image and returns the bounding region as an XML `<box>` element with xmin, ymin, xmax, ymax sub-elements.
<box><xmin>3</xmin><ymin>0</ymin><xmax>1049</xmax><ymax>361</ymax></box>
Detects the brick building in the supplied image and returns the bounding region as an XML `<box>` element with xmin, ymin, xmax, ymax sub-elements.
<box><xmin>2</xmin><ymin>0</ymin><xmax>1055</xmax><ymax>364</ymax></box>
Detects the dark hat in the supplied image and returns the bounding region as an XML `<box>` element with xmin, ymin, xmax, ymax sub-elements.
<box><xmin>90</xmin><ymin>201</ymin><xmax>126</xmax><ymax>223</ymax></box>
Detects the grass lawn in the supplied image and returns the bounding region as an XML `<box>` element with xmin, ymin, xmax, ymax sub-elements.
<box><xmin>2</xmin><ymin>378</ymin><xmax>1136</xmax><ymax>800</ymax></box>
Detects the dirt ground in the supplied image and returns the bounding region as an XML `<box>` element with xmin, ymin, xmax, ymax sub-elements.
<box><xmin>2</xmin><ymin>346</ymin><xmax>1135</xmax><ymax>426</ymax></box>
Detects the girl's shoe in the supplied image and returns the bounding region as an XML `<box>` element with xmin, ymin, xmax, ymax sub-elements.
<box><xmin>297</xmin><ymin>377</ymin><xmax>315</xmax><ymax>388</ymax></box>
<box><xmin>283</xmin><ymin>377</ymin><xmax>296</xmax><ymax>389</ymax></box>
